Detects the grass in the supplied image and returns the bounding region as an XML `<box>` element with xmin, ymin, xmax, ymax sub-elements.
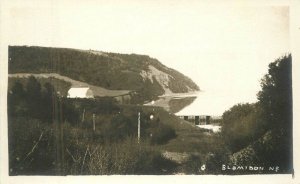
<box><xmin>119</xmin><ymin>105</ymin><xmax>224</xmax><ymax>155</ymax></box>
<box><xmin>8</xmin><ymin>95</ymin><xmax>225</xmax><ymax>175</ymax></box>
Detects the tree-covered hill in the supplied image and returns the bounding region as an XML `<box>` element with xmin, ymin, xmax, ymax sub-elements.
<box><xmin>8</xmin><ymin>46</ymin><xmax>199</xmax><ymax>102</ymax></box>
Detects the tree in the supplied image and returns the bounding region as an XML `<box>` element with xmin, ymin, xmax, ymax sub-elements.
<box><xmin>26</xmin><ymin>76</ymin><xmax>42</xmax><ymax>118</ymax></box>
<box><xmin>43</xmin><ymin>82</ymin><xmax>55</xmax><ymax>99</ymax></box>
<box><xmin>257</xmin><ymin>54</ymin><xmax>292</xmax><ymax>131</ymax></box>
<box><xmin>11</xmin><ymin>81</ymin><xmax>26</xmax><ymax>99</ymax></box>
<box><xmin>256</xmin><ymin>54</ymin><xmax>292</xmax><ymax>171</ymax></box>
<box><xmin>26</xmin><ymin>76</ymin><xmax>42</xmax><ymax>99</ymax></box>
<box><xmin>8</xmin><ymin>81</ymin><xmax>27</xmax><ymax>116</ymax></box>
<box><xmin>221</xmin><ymin>55</ymin><xmax>293</xmax><ymax>173</ymax></box>
<box><xmin>41</xmin><ymin>82</ymin><xmax>55</xmax><ymax>121</ymax></box>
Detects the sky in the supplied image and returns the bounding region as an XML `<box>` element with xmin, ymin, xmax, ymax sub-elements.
<box><xmin>4</xmin><ymin>0</ymin><xmax>290</xmax><ymax>104</ymax></box>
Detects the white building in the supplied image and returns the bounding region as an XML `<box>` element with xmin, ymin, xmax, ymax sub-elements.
<box><xmin>67</xmin><ymin>87</ymin><xmax>94</xmax><ymax>98</ymax></box>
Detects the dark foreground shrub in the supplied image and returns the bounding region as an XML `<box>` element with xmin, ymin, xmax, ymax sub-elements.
<box><xmin>8</xmin><ymin>117</ymin><xmax>56</xmax><ymax>175</ymax></box>
<box><xmin>66</xmin><ymin>137</ymin><xmax>178</xmax><ymax>175</ymax></box>
<box><xmin>147</xmin><ymin>122</ymin><xmax>177</xmax><ymax>145</ymax></box>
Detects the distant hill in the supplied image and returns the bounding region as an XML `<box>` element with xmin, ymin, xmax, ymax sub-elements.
<box><xmin>8</xmin><ymin>46</ymin><xmax>200</xmax><ymax>102</ymax></box>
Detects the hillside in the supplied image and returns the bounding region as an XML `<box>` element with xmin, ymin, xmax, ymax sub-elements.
<box><xmin>8</xmin><ymin>73</ymin><xmax>130</xmax><ymax>97</ymax></box>
<box><xmin>8</xmin><ymin>46</ymin><xmax>200</xmax><ymax>102</ymax></box>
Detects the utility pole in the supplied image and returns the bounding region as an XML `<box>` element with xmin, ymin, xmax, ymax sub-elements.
<box><xmin>54</xmin><ymin>92</ymin><xmax>64</xmax><ymax>175</ymax></box>
<box><xmin>59</xmin><ymin>97</ymin><xmax>65</xmax><ymax>175</ymax></box>
<box><xmin>138</xmin><ymin>112</ymin><xmax>140</xmax><ymax>143</ymax></box>
<box><xmin>82</xmin><ymin>108</ymin><xmax>85</xmax><ymax>123</ymax></box>
<box><xmin>93</xmin><ymin>113</ymin><xmax>96</xmax><ymax>131</ymax></box>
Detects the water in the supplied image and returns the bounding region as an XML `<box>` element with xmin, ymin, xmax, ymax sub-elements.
<box><xmin>196</xmin><ymin>125</ymin><xmax>221</xmax><ymax>133</ymax></box>
<box><xmin>176</xmin><ymin>90</ymin><xmax>257</xmax><ymax>116</ymax></box>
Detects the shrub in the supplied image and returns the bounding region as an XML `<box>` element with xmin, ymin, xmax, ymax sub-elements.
<box><xmin>8</xmin><ymin>117</ymin><xmax>56</xmax><ymax>175</ymax></box>
<box><xmin>65</xmin><ymin>137</ymin><xmax>178</xmax><ymax>175</ymax></box>
<box><xmin>222</xmin><ymin>103</ymin><xmax>266</xmax><ymax>152</ymax></box>
<box><xmin>147</xmin><ymin>120</ymin><xmax>177</xmax><ymax>145</ymax></box>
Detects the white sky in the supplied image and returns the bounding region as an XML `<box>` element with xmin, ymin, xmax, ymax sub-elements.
<box><xmin>5</xmin><ymin>0</ymin><xmax>290</xmax><ymax>103</ymax></box>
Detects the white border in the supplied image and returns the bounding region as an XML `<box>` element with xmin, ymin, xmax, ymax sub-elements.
<box><xmin>1</xmin><ymin>0</ymin><xmax>299</xmax><ymax>184</ymax></box>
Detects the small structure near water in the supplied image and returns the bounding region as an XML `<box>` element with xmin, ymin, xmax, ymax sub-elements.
<box><xmin>67</xmin><ymin>87</ymin><xmax>94</xmax><ymax>98</ymax></box>
<box><xmin>177</xmin><ymin>115</ymin><xmax>221</xmax><ymax>125</ymax></box>
<box><xmin>177</xmin><ymin>114</ymin><xmax>222</xmax><ymax>133</ymax></box>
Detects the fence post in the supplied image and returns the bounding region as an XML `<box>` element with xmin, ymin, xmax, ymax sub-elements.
<box><xmin>93</xmin><ymin>113</ymin><xmax>96</xmax><ymax>131</ymax></box>
<box><xmin>138</xmin><ymin>112</ymin><xmax>140</xmax><ymax>143</ymax></box>
<box><xmin>82</xmin><ymin>108</ymin><xmax>85</xmax><ymax>123</ymax></box>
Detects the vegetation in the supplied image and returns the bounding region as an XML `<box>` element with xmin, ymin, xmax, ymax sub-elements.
<box><xmin>255</xmin><ymin>54</ymin><xmax>292</xmax><ymax>171</ymax></box>
<box><xmin>8</xmin><ymin>76</ymin><xmax>78</xmax><ymax>123</ymax></box>
<box><xmin>77</xmin><ymin>138</ymin><xmax>178</xmax><ymax>175</ymax></box>
<box><xmin>222</xmin><ymin>103</ymin><xmax>266</xmax><ymax>152</ymax></box>
<box><xmin>9</xmin><ymin>46</ymin><xmax>199</xmax><ymax>103</ymax></box>
<box><xmin>8</xmin><ymin>77</ymin><xmax>72</xmax><ymax>100</ymax></box>
<box><xmin>7</xmin><ymin>46</ymin><xmax>292</xmax><ymax>174</ymax></box>
<box><xmin>8</xmin><ymin>77</ymin><xmax>180</xmax><ymax>175</ymax></box>
<box><xmin>221</xmin><ymin>54</ymin><xmax>293</xmax><ymax>173</ymax></box>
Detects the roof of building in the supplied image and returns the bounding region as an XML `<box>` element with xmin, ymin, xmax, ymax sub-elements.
<box><xmin>67</xmin><ymin>87</ymin><xmax>93</xmax><ymax>98</ymax></box>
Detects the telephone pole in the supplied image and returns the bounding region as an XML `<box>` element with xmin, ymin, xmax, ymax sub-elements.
<box><xmin>82</xmin><ymin>108</ymin><xmax>85</xmax><ymax>123</ymax></box>
<box><xmin>53</xmin><ymin>92</ymin><xmax>64</xmax><ymax>175</ymax></box>
<box><xmin>138</xmin><ymin>112</ymin><xmax>140</xmax><ymax>143</ymax></box>
<box><xmin>93</xmin><ymin>113</ymin><xmax>96</xmax><ymax>131</ymax></box>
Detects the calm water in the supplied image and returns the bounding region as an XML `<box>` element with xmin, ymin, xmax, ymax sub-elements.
<box><xmin>176</xmin><ymin>91</ymin><xmax>257</xmax><ymax>116</ymax></box>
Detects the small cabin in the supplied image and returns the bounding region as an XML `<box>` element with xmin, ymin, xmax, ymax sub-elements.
<box><xmin>67</xmin><ymin>87</ymin><xmax>94</xmax><ymax>98</ymax></box>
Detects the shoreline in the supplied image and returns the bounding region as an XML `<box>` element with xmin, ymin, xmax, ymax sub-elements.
<box><xmin>144</xmin><ymin>91</ymin><xmax>200</xmax><ymax>112</ymax></box>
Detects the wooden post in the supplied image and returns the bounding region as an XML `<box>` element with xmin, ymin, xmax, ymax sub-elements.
<box><xmin>53</xmin><ymin>95</ymin><xmax>61</xmax><ymax>175</ymax></box>
<box><xmin>195</xmin><ymin>116</ymin><xmax>200</xmax><ymax>125</ymax></box>
<box><xmin>59</xmin><ymin>101</ymin><xmax>65</xmax><ymax>175</ymax></box>
<box><xmin>54</xmin><ymin>95</ymin><xmax>64</xmax><ymax>175</ymax></box>
<box><xmin>93</xmin><ymin>113</ymin><xmax>96</xmax><ymax>131</ymax></box>
<box><xmin>138</xmin><ymin>112</ymin><xmax>140</xmax><ymax>143</ymax></box>
<box><xmin>82</xmin><ymin>108</ymin><xmax>85</xmax><ymax>123</ymax></box>
<box><xmin>206</xmin><ymin>116</ymin><xmax>211</xmax><ymax>125</ymax></box>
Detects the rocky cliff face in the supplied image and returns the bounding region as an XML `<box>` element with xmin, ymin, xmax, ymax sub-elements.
<box><xmin>140</xmin><ymin>65</ymin><xmax>175</xmax><ymax>95</ymax></box>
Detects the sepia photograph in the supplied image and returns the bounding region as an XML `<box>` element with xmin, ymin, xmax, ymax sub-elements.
<box><xmin>1</xmin><ymin>0</ymin><xmax>299</xmax><ymax>183</ymax></box>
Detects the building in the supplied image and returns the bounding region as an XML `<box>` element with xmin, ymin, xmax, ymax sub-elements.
<box><xmin>67</xmin><ymin>87</ymin><xmax>94</xmax><ymax>98</ymax></box>
<box><xmin>177</xmin><ymin>115</ymin><xmax>222</xmax><ymax>125</ymax></box>
<box><xmin>177</xmin><ymin>114</ymin><xmax>222</xmax><ymax>133</ymax></box>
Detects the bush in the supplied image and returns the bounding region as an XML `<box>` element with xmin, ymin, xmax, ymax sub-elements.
<box><xmin>222</xmin><ymin>103</ymin><xmax>266</xmax><ymax>152</ymax></box>
<box><xmin>65</xmin><ymin>137</ymin><xmax>178</xmax><ymax>175</ymax></box>
<box><xmin>147</xmin><ymin>119</ymin><xmax>176</xmax><ymax>145</ymax></box>
<box><xmin>100</xmin><ymin>114</ymin><xmax>136</xmax><ymax>142</ymax></box>
<box><xmin>180</xmin><ymin>154</ymin><xmax>204</xmax><ymax>174</ymax></box>
<box><xmin>8</xmin><ymin>117</ymin><xmax>56</xmax><ymax>175</ymax></box>
<box><xmin>8</xmin><ymin>78</ymin><xmax>80</xmax><ymax>124</ymax></box>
